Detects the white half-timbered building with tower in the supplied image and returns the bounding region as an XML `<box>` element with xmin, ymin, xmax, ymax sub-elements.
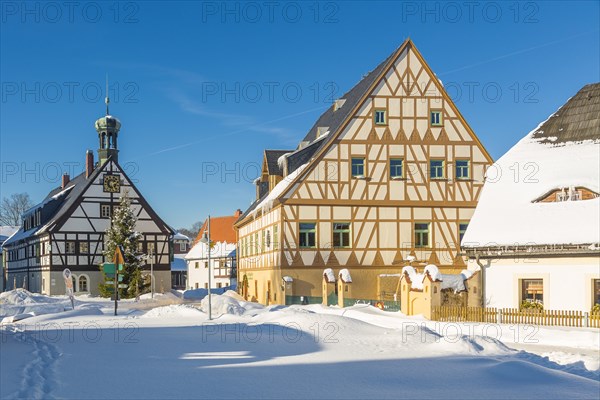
<box><xmin>2</xmin><ymin>102</ymin><xmax>173</xmax><ymax>295</ymax></box>
<box><xmin>235</xmin><ymin>39</ymin><xmax>493</xmax><ymax>306</ymax></box>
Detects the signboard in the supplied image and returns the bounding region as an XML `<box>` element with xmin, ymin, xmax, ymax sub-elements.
<box><xmin>62</xmin><ymin>268</ymin><xmax>75</xmax><ymax>310</ymax></box>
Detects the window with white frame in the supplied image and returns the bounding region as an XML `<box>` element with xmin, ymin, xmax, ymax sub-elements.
<box><xmin>100</xmin><ymin>204</ymin><xmax>112</xmax><ymax>218</ymax></box>
<box><xmin>374</xmin><ymin>109</ymin><xmax>387</xmax><ymax>125</ymax></box>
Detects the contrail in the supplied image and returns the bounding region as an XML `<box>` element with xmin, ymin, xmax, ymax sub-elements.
<box><xmin>129</xmin><ymin>105</ymin><xmax>328</xmax><ymax>160</ymax></box>
<box><xmin>439</xmin><ymin>30</ymin><xmax>598</xmax><ymax>76</ymax></box>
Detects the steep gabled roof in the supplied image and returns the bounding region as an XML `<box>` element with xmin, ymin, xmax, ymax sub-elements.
<box><xmin>531</xmin><ymin>83</ymin><xmax>600</xmax><ymax>144</ymax></box>
<box><xmin>234</xmin><ymin>41</ymin><xmax>406</xmax><ymax>226</ymax></box>
<box><xmin>236</xmin><ymin>38</ymin><xmax>493</xmax><ymax>227</ymax></box>
<box><xmin>4</xmin><ymin>166</ymin><xmax>104</xmax><ymax>246</ymax></box>
<box><xmin>463</xmin><ymin>83</ymin><xmax>600</xmax><ymax>248</ymax></box>
<box><xmin>195</xmin><ymin>213</ymin><xmax>240</xmax><ymax>244</ymax></box>
<box><xmin>4</xmin><ymin>157</ymin><xmax>174</xmax><ymax>246</ymax></box>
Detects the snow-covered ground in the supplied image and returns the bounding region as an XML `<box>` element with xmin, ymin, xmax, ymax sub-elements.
<box><xmin>1</xmin><ymin>290</ymin><xmax>598</xmax><ymax>399</ymax></box>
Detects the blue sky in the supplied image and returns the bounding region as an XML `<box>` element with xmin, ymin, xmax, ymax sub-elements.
<box><xmin>1</xmin><ymin>1</ymin><xmax>599</xmax><ymax>229</ymax></box>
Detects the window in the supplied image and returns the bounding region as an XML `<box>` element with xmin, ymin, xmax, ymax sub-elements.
<box><xmin>262</xmin><ymin>230</ymin><xmax>266</xmax><ymax>251</ymax></box>
<box><xmin>179</xmin><ymin>242</ymin><xmax>187</xmax><ymax>252</ymax></box>
<box><xmin>273</xmin><ymin>226</ymin><xmax>279</xmax><ymax>250</ymax></box>
<box><xmin>100</xmin><ymin>204</ymin><xmax>111</xmax><ymax>218</ymax></box>
<box><xmin>459</xmin><ymin>223</ymin><xmax>469</xmax><ymax>242</ymax></box>
<box><xmin>137</xmin><ymin>241</ymin><xmax>145</xmax><ymax>253</ymax></box>
<box><xmin>594</xmin><ymin>279</ymin><xmax>600</xmax><ymax>306</ymax></box>
<box><xmin>204</xmin><ymin>261</ymin><xmax>208</xmax><ymax>268</ymax></box>
<box><xmin>333</xmin><ymin>223</ymin><xmax>351</xmax><ymax>248</ymax></box>
<box><xmin>374</xmin><ymin>109</ymin><xmax>387</xmax><ymax>125</ymax></box>
<box><xmin>217</xmin><ymin>283</ymin><xmax>222</xmax><ymax>289</ymax></box>
<box><xmin>255</xmin><ymin>233</ymin><xmax>259</xmax><ymax>254</ymax></box>
<box><xmin>390</xmin><ymin>158</ymin><xmax>404</xmax><ymax>179</ymax></box>
<box><xmin>79</xmin><ymin>276</ymin><xmax>88</xmax><ymax>292</ymax></box>
<box><xmin>351</xmin><ymin>158</ymin><xmax>365</xmax><ymax>178</ymax></box>
<box><xmin>430</xmin><ymin>159</ymin><xmax>445</xmax><ymax>179</ymax></box>
<box><xmin>299</xmin><ymin>223</ymin><xmax>316</xmax><ymax>248</ymax></box>
<box><xmin>414</xmin><ymin>223</ymin><xmax>430</xmax><ymax>248</ymax></box>
<box><xmin>430</xmin><ymin>110</ymin><xmax>443</xmax><ymax>126</ymax></box>
<box><xmin>79</xmin><ymin>242</ymin><xmax>89</xmax><ymax>254</ymax></box>
<box><xmin>205</xmin><ymin>283</ymin><xmax>208</xmax><ymax>289</ymax></box>
<box><xmin>147</xmin><ymin>242</ymin><xmax>155</xmax><ymax>255</ymax></box>
<box><xmin>455</xmin><ymin>160</ymin><xmax>470</xmax><ymax>180</ymax></box>
<box><xmin>66</xmin><ymin>241</ymin><xmax>76</xmax><ymax>254</ymax></box>
<box><xmin>521</xmin><ymin>279</ymin><xmax>543</xmax><ymax>305</ymax></box>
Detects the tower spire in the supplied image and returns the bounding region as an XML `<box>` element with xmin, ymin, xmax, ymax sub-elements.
<box><xmin>105</xmin><ymin>73</ymin><xmax>110</xmax><ymax>116</ymax></box>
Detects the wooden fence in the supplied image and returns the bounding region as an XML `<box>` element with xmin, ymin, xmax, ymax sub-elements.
<box><xmin>431</xmin><ymin>306</ymin><xmax>600</xmax><ymax>328</ymax></box>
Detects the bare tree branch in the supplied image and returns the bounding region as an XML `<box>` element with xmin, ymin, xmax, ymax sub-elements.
<box><xmin>0</xmin><ymin>193</ymin><xmax>33</xmax><ymax>226</ymax></box>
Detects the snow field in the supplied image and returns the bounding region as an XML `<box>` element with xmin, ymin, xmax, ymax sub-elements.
<box><xmin>1</xmin><ymin>290</ymin><xmax>598</xmax><ymax>399</ymax></box>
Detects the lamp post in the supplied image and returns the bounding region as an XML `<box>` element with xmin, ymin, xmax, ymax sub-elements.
<box><xmin>150</xmin><ymin>247</ymin><xmax>154</xmax><ymax>299</ymax></box>
<box><xmin>199</xmin><ymin>215</ymin><xmax>212</xmax><ymax>320</ymax></box>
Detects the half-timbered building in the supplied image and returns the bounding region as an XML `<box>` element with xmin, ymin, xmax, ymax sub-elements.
<box><xmin>235</xmin><ymin>39</ymin><xmax>493</xmax><ymax>305</ymax></box>
<box><xmin>2</xmin><ymin>105</ymin><xmax>173</xmax><ymax>295</ymax></box>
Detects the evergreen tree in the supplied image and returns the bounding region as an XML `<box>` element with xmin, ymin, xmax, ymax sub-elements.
<box><xmin>98</xmin><ymin>191</ymin><xmax>149</xmax><ymax>298</ymax></box>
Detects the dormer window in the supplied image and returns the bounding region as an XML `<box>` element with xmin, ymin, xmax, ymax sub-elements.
<box><xmin>374</xmin><ymin>109</ymin><xmax>387</xmax><ymax>125</ymax></box>
<box><xmin>534</xmin><ymin>186</ymin><xmax>598</xmax><ymax>203</ymax></box>
<box><xmin>317</xmin><ymin>127</ymin><xmax>329</xmax><ymax>138</ymax></box>
<box><xmin>334</xmin><ymin>99</ymin><xmax>346</xmax><ymax>111</ymax></box>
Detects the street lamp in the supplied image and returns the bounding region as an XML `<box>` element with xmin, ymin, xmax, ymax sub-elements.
<box><xmin>199</xmin><ymin>215</ymin><xmax>212</xmax><ymax>320</ymax></box>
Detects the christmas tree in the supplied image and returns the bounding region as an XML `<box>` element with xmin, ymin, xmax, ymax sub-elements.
<box><xmin>98</xmin><ymin>191</ymin><xmax>149</xmax><ymax>298</ymax></box>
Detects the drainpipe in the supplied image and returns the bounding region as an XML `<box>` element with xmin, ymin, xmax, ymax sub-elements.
<box><xmin>475</xmin><ymin>253</ymin><xmax>486</xmax><ymax>307</ymax></box>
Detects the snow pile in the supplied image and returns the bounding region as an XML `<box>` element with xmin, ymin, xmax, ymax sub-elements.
<box><xmin>0</xmin><ymin>289</ymin><xmax>40</xmax><ymax>305</ymax></box>
<box><xmin>141</xmin><ymin>304</ymin><xmax>203</xmax><ymax>319</ymax></box>
<box><xmin>0</xmin><ymin>289</ymin><xmax>71</xmax><ymax>318</ymax></box>
<box><xmin>339</xmin><ymin>268</ymin><xmax>352</xmax><ymax>283</ymax></box>
<box><xmin>182</xmin><ymin>285</ymin><xmax>236</xmax><ymax>300</ymax></box>
<box><xmin>201</xmin><ymin>293</ymin><xmax>245</xmax><ymax>316</ymax></box>
<box><xmin>323</xmin><ymin>268</ymin><xmax>335</xmax><ymax>283</ymax></box>
<box><xmin>463</xmin><ymin>117</ymin><xmax>600</xmax><ymax>246</ymax></box>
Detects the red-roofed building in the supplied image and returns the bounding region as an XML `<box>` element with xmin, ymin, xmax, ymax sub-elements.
<box><xmin>185</xmin><ymin>210</ymin><xmax>242</xmax><ymax>290</ymax></box>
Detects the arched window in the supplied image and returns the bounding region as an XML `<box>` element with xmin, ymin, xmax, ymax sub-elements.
<box><xmin>79</xmin><ymin>275</ymin><xmax>88</xmax><ymax>292</ymax></box>
<box><xmin>72</xmin><ymin>276</ymin><xmax>77</xmax><ymax>292</ymax></box>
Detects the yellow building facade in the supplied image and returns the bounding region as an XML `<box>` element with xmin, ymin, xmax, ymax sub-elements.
<box><xmin>235</xmin><ymin>39</ymin><xmax>492</xmax><ymax>306</ymax></box>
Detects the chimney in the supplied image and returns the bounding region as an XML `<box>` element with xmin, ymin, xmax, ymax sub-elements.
<box><xmin>234</xmin><ymin>209</ymin><xmax>243</xmax><ymax>218</ymax></box>
<box><xmin>61</xmin><ymin>173</ymin><xmax>70</xmax><ymax>189</ymax></box>
<box><xmin>86</xmin><ymin>150</ymin><xmax>94</xmax><ymax>178</ymax></box>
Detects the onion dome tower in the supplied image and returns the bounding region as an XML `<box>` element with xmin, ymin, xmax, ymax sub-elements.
<box><xmin>95</xmin><ymin>80</ymin><xmax>122</xmax><ymax>165</ymax></box>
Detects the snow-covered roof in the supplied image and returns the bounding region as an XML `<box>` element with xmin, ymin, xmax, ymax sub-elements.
<box><xmin>463</xmin><ymin>85</ymin><xmax>600</xmax><ymax>248</ymax></box>
<box><xmin>185</xmin><ymin>241</ymin><xmax>236</xmax><ymax>260</ymax></box>
<box><xmin>338</xmin><ymin>268</ymin><xmax>352</xmax><ymax>283</ymax></box>
<box><xmin>250</xmin><ymin>163</ymin><xmax>309</xmax><ymax>218</ymax></box>
<box><xmin>323</xmin><ymin>268</ymin><xmax>335</xmax><ymax>283</ymax></box>
<box><xmin>0</xmin><ymin>226</ymin><xmax>19</xmax><ymax>242</ymax></box>
<box><xmin>282</xmin><ymin>276</ymin><xmax>293</xmax><ymax>283</ymax></box>
<box><xmin>173</xmin><ymin>232</ymin><xmax>190</xmax><ymax>242</ymax></box>
<box><xmin>171</xmin><ymin>256</ymin><xmax>187</xmax><ymax>271</ymax></box>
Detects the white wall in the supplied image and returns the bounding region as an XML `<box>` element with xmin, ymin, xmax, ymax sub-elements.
<box><xmin>468</xmin><ymin>256</ymin><xmax>599</xmax><ymax>312</ymax></box>
<box><xmin>187</xmin><ymin>258</ymin><xmax>233</xmax><ymax>290</ymax></box>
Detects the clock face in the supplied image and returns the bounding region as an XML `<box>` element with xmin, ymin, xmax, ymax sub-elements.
<box><xmin>103</xmin><ymin>175</ymin><xmax>121</xmax><ymax>193</ymax></box>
